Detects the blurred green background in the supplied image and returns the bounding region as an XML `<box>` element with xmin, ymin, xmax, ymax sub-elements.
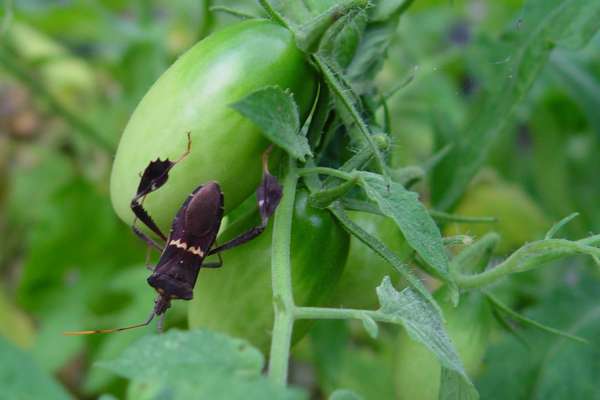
<box><xmin>1</xmin><ymin>0</ymin><xmax>599</xmax><ymax>399</ymax></box>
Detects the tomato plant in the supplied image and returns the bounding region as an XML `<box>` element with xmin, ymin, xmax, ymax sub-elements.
<box><xmin>2</xmin><ymin>1</ymin><xmax>600</xmax><ymax>400</ymax></box>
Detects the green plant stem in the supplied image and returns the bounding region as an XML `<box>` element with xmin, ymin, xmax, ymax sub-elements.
<box><xmin>298</xmin><ymin>166</ymin><xmax>355</xmax><ymax>181</ymax></box>
<box><xmin>454</xmin><ymin>238</ymin><xmax>600</xmax><ymax>288</ymax></box>
<box><xmin>209</xmin><ymin>5</ymin><xmax>257</xmax><ymax>19</ymax></box>
<box><xmin>483</xmin><ymin>290</ymin><xmax>587</xmax><ymax>344</ymax></box>
<box><xmin>312</xmin><ymin>54</ymin><xmax>389</xmax><ymax>177</ymax></box>
<box><xmin>268</xmin><ymin>157</ymin><xmax>298</xmax><ymax>386</ymax></box>
<box><xmin>329</xmin><ymin>204</ymin><xmax>438</xmax><ymax>309</ymax></box>
<box><xmin>258</xmin><ymin>0</ymin><xmax>290</xmax><ymax>29</ymax></box>
<box><xmin>294</xmin><ymin>306</ymin><xmax>396</xmax><ymax>324</ymax></box>
<box><xmin>309</xmin><ymin>176</ymin><xmax>358</xmax><ymax>208</ymax></box>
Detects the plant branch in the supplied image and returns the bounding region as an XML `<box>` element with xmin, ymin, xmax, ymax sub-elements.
<box><xmin>268</xmin><ymin>157</ymin><xmax>298</xmax><ymax>386</ymax></box>
<box><xmin>294</xmin><ymin>306</ymin><xmax>396</xmax><ymax>324</ymax></box>
<box><xmin>209</xmin><ymin>5</ymin><xmax>257</xmax><ymax>19</ymax></box>
<box><xmin>454</xmin><ymin>238</ymin><xmax>600</xmax><ymax>288</ymax></box>
<box><xmin>312</xmin><ymin>54</ymin><xmax>389</xmax><ymax>177</ymax></box>
<box><xmin>258</xmin><ymin>0</ymin><xmax>291</xmax><ymax>30</ymax></box>
<box><xmin>298</xmin><ymin>166</ymin><xmax>355</xmax><ymax>181</ymax></box>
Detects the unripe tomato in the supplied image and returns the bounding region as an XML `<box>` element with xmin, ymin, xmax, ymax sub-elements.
<box><xmin>188</xmin><ymin>190</ymin><xmax>350</xmax><ymax>353</ymax></box>
<box><xmin>445</xmin><ymin>174</ymin><xmax>549</xmax><ymax>254</ymax></box>
<box><xmin>394</xmin><ymin>287</ymin><xmax>492</xmax><ymax>400</ymax></box>
<box><xmin>333</xmin><ymin>212</ymin><xmax>411</xmax><ymax>309</ymax></box>
<box><xmin>110</xmin><ymin>20</ymin><xmax>316</xmax><ymax>232</ymax></box>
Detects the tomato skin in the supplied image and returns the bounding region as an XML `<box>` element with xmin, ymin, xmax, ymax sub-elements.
<box><xmin>333</xmin><ymin>212</ymin><xmax>411</xmax><ymax>309</ymax></box>
<box><xmin>394</xmin><ymin>287</ymin><xmax>493</xmax><ymax>400</ymax></box>
<box><xmin>188</xmin><ymin>190</ymin><xmax>350</xmax><ymax>353</ymax></box>
<box><xmin>110</xmin><ymin>20</ymin><xmax>316</xmax><ymax>232</ymax></box>
<box><xmin>445</xmin><ymin>176</ymin><xmax>549</xmax><ymax>254</ymax></box>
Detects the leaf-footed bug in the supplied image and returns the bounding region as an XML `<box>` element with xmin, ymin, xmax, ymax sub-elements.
<box><xmin>64</xmin><ymin>133</ymin><xmax>282</xmax><ymax>335</ymax></box>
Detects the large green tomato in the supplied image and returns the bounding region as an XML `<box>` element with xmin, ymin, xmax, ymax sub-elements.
<box><xmin>394</xmin><ymin>287</ymin><xmax>493</xmax><ymax>400</ymax></box>
<box><xmin>333</xmin><ymin>211</ymin><xmax>411</xmax><ymax>309</ymax></box>
<box><xmin>110</xmin><ymin>20</ymin><xmax>316</xmax><ymax>232</ymax></box>
<box><xmin>188</xmin><ymin>190</ymin><xmax>350</xmax><ymax>353</ymax></box>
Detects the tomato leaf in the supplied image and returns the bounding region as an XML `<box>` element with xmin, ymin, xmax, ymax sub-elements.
<box><xmin>369</xmin><ymin>0</ymin><xmax>413</xmax><ymax>22</ymax></box>
<box><xmin>358</xmin><ymin>172</ymin><xmax>451</xmax><ymax>282</ymax></box>
<box><xmin>483</xmin><ymin>290</ymin><xmax>587</xmax><ymax>344</ymax></box>
<box><xmin>0</xmin><ymin>337</ymin><xmax>71</xmax><ymax>400</ymax></box>
<box><xmin>432</xmin><ymin>0</ymin><xmax>600</xmax><ymax>210</ymax></box>
<box><xmin>329</xmin><ymin>389</ymin><xmax>364</xmax><ymax>400</ymax></box>
<box><xmin>346</xmin><ymin>19</ymin><xmax>398</xmax><ymax>91</ymax></box>
<box><xmin>439</xmin><ymin>368</ymin><xmax>479</xmax><ymax>400</ymax></box>
<box><xmin>360</xmin><ymin>313</ymin><xmax>379</xmax><ymax>339</ymax></box>
<box><xmin>376</xmin><ymin>277</ymin><xmax>474</xmax><ymax>394</ymax></box>
<box><xmin>318</xmin><ymin>9</ymin><xmax>367</xmax><ymax>69</ymax></box>
<box><xmin>550</xmin><ymin>51</ymin><xmax>600</xmax><ymax>139</ymax></box>
<box><xmin>260</xmin><ymin>0</ymin><xmax>368</xmax><ymax>51</ymax></box>
<box><xmin>478</xmin><ymin>273</ymin><xmax>600</xmax><ymax>400</ymax></box>
<box><xmin>232</xmin><ymin>86</ymin><xmax>312</xmax><ymax>162</ymax></box>
<box><xmin>98</xmin><ymin>329</ymin><xmax>306</xmax><ymax>400</ymax></box>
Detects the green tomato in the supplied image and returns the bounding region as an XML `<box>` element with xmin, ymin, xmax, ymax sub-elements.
<box><xmin>394</xmin><ymin>287</ymin><xmax>493</xmax><ymax>400</ymax></box>
<box><xmin>110</xmin><ymin>20</ymin><xmax>316</xmax><ymax>232</ymax></box>
<box><xmin>188</xmin><ymin>190</ymin><xmax>350</xmax><ymax>353</ymax></box>
<box><xmin>333</xmin><ymin>212</ymin><xmax>411</xmax><ymax>309</ymax></box>
<box><xmin>445</xmin><ymin>174</ymin><xmax>549</xmax><ymax>254</ymax></box>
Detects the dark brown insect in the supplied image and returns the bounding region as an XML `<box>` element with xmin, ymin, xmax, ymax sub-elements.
<box><xmin>65</xmin><ymin>134</ymin><xmax>282</xmax><ymax>335</ymax></box>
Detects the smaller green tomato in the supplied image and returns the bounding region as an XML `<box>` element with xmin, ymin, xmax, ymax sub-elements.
<box><xmin>333</xmin><ymin>211</ymin><xmax>411</xmax><ymax>309</ymax></box>
<box><xmin>445</xmin><ymin>174</ymin><xmax>549</xmax><ymax>254</ymax></box>
<box><xmin>188</xmin><ymin>190</ymin><xmax>350</xmax><ymax>353</ymax></box>
<box><xmin>394</xmin><ymin>287</ymin><xmax>493</xmax><ymax>400</ymax></box>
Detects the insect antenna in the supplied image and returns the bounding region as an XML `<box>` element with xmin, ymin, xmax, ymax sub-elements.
<box><xmin>63</xmin><ymin>311</ymin><xmax>156</xmax><ymax>336</ymax></box>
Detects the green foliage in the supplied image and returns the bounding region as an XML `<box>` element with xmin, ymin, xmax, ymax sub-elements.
<box><xmin>232</xmin><ymin>86</ymin><xmax>311</xmax><ymax>161</ymax></box>
<box><xmin>395</xmin><ymin>288</ymin><xmax>492</xmax><ymax>400</ymax></box>
<box><xmin>376</xmin><ymin>278</ymin><xmax>473</xmax><ymax>393</ymax></box>
<box><xmin>329</xmin><ymin>389</ymin><xmax>363</xmax><ymax>400</ymax></box>
<box><xmin>358</xmin><ymin>172</ymin><xmax>450</xmax><ymax>281</ymax></box>
<box><xmin>1</xmin><ymin>0</ymin><xmax>600</xmax><ymax>399</ymax></box>
<box><xmin>478</xmin><ymin>273</ymin><xmax>600</xmax><ymax>399</ymax></box>
<box><xmin>0</xmin><ymin>336</ymin><xmax>71</xmax><ymax>400</ymax></box>
<box><xmin>99</xmin><ymin>330</ymin><xmax>305</xmax><ymax>400</ymax></box>
<box><xmin>432</xmin><ymin>0</ymin><xmax>600</xmax><ymax>210</ymax></box>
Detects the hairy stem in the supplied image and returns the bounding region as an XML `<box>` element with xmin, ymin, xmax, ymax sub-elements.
<box><xmin>268</xmin><ymin>157</ymin><xmax>298</xmax><ymax>385</ymax></box>
<box><xmin>298</xmin><ymin>166</ymin><xmax>355</xmax><ymax>181</ymax></box>
<box><xmin>454</xmin><ymin>238</ymin><xmax>600</xmax><ymax>288</ymax></box>
<box><xmin>258</xmin><ymin>0</ymin><xmax>290</xmax><ymax>29</ymax></box>
<box><xmin>295</xmin><ymin>306</ymin><xmax>396</xmax><ymax>324</ymax></box>
<box><xmin>312</xmin><ymin>54</ymin><xmax>389</xmax><ymax>177</ymax></box>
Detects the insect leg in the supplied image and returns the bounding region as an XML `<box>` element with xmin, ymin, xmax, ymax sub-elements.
<box><xmin>208</xmin><ymin>147</ymin><xmax>282</xmax><ymax>255</ymax></box>
<box><xmin>133</xmin><ymin>225</ymin><xmax>164</xmax><ymax>252</ymax></box>
<box><xmin>130</xmin><ymin>132</ymin><xmax>192</xmax><ymax>241</ymax></box>
<box><xmin>157</xmin><ymin>313</ymin><xmax>166</xmax><ymax>333</ymax></box>
<box><xmin>202</xmin><ymin>251</ymin><xmax>223</xmax><ymax>268</ymax></box>
<box><xmin>131</xmin><ymin>197</ymin><xmax>168</xmax><ymax>241</ymax></box>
